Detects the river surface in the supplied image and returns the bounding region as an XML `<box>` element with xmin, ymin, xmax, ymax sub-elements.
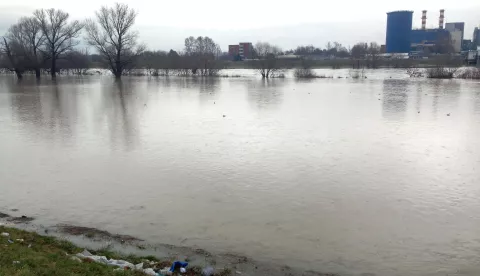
<box><xmin>1</xmin><ymin>69</ymin><xmax>480</xmax><ymax>276</ymax></box>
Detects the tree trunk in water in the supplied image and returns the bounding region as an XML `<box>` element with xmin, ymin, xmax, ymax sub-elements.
<box><xmin>51</xmin><ymin>58</ymin><xmax>56</xmax><ymax>79</ymax></box>
<box><xmin>35</xmin><ymin>69</ymin><xmax>41</xmax><ymax>79</ymax></box>
<box><xmin>14</xmin><ymin>69</ymin><xmax>23</xmax><ymax>80</ymax></box>
<box><xmin>116</xmin><ymin>48</ymin><xmax>122</xmax><ymax>79</ymax></box>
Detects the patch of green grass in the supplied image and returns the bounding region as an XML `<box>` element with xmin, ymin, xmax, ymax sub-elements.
<box><xmin>0</xmin><ymin>226</ymin><xmax>232</xmax><ymax>276</ymax></box>
<box><xmin>0</xmin><ymin>226</ymin><xmax>146</xmax><ymax>276</ymax></box>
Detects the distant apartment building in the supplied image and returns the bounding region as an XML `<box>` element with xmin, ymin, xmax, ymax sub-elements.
<box><xmin>228</xmin><ymin>42</ymin><xmax>253</xmax><ymax>60</ymax></box>
<box><xmin>239</xmin><ymin>43</ymin><xmax>253</xmax><ymax>59</ymax></box>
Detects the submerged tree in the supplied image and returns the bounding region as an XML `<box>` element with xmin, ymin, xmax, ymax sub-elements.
<box><xmin>351</xmin><ymin>42</ymin><xmax>368</xmax><ymax>59</ymax></box>
<box><xmin>85</xmin><ymin>3</ymin><xmax>145</xmax><ymax>79</ymax></box>
<box><xmin>0</xmin><ymin>37</ymin><xmax>24</xmax><ymax>79</ymax></box>
<box><xmin>34</xmin><ymin>8</ymin><xmax>83</xmax><ymax>79</ymax></box>
<box><xmin>139</xmin><ymin>50</ymin><xmax>170</xmax><ymax>76</ymax></box>
<box><xmin>183</xmin><ymin>36</ymin><xmax>222</xmax><ymax>76</ymax></box>
<box><xmin>63</xmin><ymin>49</ymin><xmax>90</xmax><ymax>75</ymax></box>
<box><xmin>252</xmin><ymin>42</ymin><xmax>282</xmax><ymax>78</ymax></box>
<box><xmin>5</xmin><ymin>17</ymin><xmax>46</xmax><ymax>78</ymax></box>
<box><xmin>366</xmin><ymin>42</ymin><xmax>381</xmax><ymax>69</ymax></box>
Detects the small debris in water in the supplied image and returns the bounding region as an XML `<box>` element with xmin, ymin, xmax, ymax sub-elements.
<box><xmin>1</xmin><ymin>232</ymin><xmax>9</xmax><ymax>237</ymax></box>
<box><xmin>447</xmin><ymin>113</ymin><xmax>451</xmax><ymax>116</ymax></box>
<box><xmin>223</xmin><ymin>115</ymin><xmax>226</xmax><ymax>118</ymax></box>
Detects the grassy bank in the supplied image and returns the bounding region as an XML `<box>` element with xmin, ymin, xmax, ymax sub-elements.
<box><xmin>0</xmin><ymin>226</ymin><xmax>230</xmax><ymax>276</ymax></box>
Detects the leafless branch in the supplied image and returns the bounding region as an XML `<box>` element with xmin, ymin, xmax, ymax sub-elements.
<box><xmin>85</xmin><ymin>3</ymin><xmax>143</xmax><ymax>78</ymax></box>
<box><xmin>33</xmin><ymin>8</ymin><xmax>83</xmax><ymax>78</ymax></box>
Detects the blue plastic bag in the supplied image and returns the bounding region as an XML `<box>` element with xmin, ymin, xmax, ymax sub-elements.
<box><xmin>170</xmin><ymin>261</ymin><xmax>188</xmax><ymax>272</ymax></box>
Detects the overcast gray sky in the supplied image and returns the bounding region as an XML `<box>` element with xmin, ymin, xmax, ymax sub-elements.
<box><xmin>1</xmin><ymin>0</ymin><xmax>479</xmax><ymax>52</ymax></box>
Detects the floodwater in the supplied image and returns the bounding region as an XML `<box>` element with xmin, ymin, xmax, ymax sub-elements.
<box><xmin>1</xmin><ymin>69</ymin><xmax>480</xmax><ymax>276</ymax></box>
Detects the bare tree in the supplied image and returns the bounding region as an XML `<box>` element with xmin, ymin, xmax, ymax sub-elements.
<box><xmin>252</xmin><ymin>42</ymin><xmax>282</xmax><ymax>78</ymax></box>
<box><xmin>366</xmin><ymin>42</ymin><xmax>381</xmax><ymax>69</ymax></box>
<box><xmin>351</xmin><ymin>42</ymin><xmax>368</xmax><ymax>59</ymax></box>
<box><xmin>85</xmin><ymin>3</ymin><xmax>145</xmax><ymax>79</ymax></box>
<box><xmin>350</xmin><ymin>42</ymin><xmax>368</xmax><ymax>69</ymax></box>
<box><xmin>6</xmin><ymin>17</ymin><xmax>45</xmax><ymax>78</ymax></box>
<box><xmin>63</xmin><ymin>49</ymin><xmax>90</xmax><ymax>75</ymax></box>
<box><xmin>0</xmin><ymin>37</ymin><xmax>24</xmax><ymax>79</ymax></box>
<box><xmin>34</xmin><ymin>8</ymin><xmax>83</xmax><ymax>78</ymax></box>
<box><xmin>139</xmin><ymin>50</ymin><xmax>170</xmax><ymax>76</ymax></box>
<box><xmin>183</xmin><ymin>36</ymin><xmax>222</xmax><ymax>76</ymax></box>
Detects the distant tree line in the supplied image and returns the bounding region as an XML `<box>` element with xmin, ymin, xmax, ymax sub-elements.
<box><xmin>286</xmin><ymin>42</ymin><xmax>351</xmax><ymax>58</ymax></box>
<box><xmin>6</xmin><ymin>2</ymin><xmax>450</xmax><ymax>80</ymax></box>
<box><xmin>0</xmin><ymin>3</ymin><xmax>225</xmax><ymax>80</ymax></box>
<box><xmin>136</xmin><ymin>36</ymin><xmax>222</xmax><ymax>77</ymax></box>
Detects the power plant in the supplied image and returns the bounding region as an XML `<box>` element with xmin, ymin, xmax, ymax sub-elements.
<box><xmin>386</xmin><ymin>11</ymin><xmax>413</xmax><ymax>53</ymax></box>
<box><xmin>385</xmin><ymin>9</ymin><xmax>476</xmax><ymax>55</ymax></box>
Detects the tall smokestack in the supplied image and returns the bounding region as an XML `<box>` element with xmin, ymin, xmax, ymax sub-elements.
<box><xmin>439</xmin><ymin>9</ymin><xmax>445</xmax><ymax>29</ymax></box>
<box><xmin>422</xmin><ymin>10</ymin><xmax>427</xmax><ymax>30</ymax></box>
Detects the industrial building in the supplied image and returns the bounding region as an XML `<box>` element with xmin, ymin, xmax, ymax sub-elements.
<box><xmin>385</xmin><ymin>9</ymin><xmax>466</xmax><ymax>54</ymax></box>
<box><xmin>228</xmin><ymin>45</ymin><xmax>239</xmax><ymax>56</ymax></box>
<box><xmin>474</xmin><ymin>27</ymin><xmax>480</xmax><ymax>48</ymax></box>
<box><xmin>386</xmin><ymin>11</ymin><xmax>413</xmax><ymax>53</ymax></box>
<box><xmin>411</xmin><ymin>28</ymin><xmax>451</xmax><ymax>53</ymax></box>
<box><xmin>228</xmin><ymin>42</ymin><xmax>253</xmax><ymax>60</ymax></box>
<box><xmin>445</xmin><ymin>22</ymin><xmax>464</xmax><ymax>52</ymax></box>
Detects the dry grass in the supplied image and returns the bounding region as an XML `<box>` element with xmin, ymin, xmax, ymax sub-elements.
<box><xmin>456</xmin><ymin>68</ymin><xmax>480</xmax><ymax>79</ymax></box>
<box><xmin>425</xmin><ymin>67</ymin><xmax>457</xmax><ymax>79</ymax></box>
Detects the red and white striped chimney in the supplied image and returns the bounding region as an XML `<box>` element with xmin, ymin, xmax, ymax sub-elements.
<box><xmin>422</xmin><ymin>10</ymin><xmax>427</xmax><ymax>30</ymax></box>
<box><xmin>439</xmin><ymin>9</ymin><xmax>445</xmax><ymax>29</ymax></box>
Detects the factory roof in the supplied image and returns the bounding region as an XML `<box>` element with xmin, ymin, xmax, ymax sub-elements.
<box><xmin>387</xmin><ymin>10</ymin><xmax>413</xmax><ymax>14</ymax></box>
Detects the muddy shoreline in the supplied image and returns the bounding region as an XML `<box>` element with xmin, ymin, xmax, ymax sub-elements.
<box><xmin>0</xmin><ymin>210</ymin><xmax>339</xmax><ymax>276</ymax></box>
